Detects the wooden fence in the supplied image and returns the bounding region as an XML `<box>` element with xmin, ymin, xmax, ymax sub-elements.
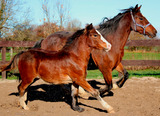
<box><xmin>0</xmin><ymin>39</ymin><xmax>160</xmax><ymax>79</ymax></box>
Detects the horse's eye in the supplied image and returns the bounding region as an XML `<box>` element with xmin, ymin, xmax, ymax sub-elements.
<box><xmin>94</xmin><ymin>34</ymin><xmax>97</xmax><ymax>37</ymax></box>
<box><xmin>139</xmin><ymin>17</ymin><xmax>143</xmax><ymax>21</ymax></box>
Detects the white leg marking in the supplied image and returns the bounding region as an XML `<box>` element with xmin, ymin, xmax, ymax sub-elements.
<box><xmin>24</xmin><ymin>92</ymin><xmax>27</xmax><ymax>101</ymax></box>
<box><xmin>19</xmin><ymin>92</ymin><xmax>29</xmax><ymax>110</ymax></box>
<box><xmin>97</xmin><ymin>95</ymin><xmax>115</xmax><ymax>113</ymax></box>
<box><xmin>78</xmin><ymin>86</ymin><xmax>90</xmax><ymax>99</ymax></box>
<box><xmin>113</xmin><ymin>83</ymin><xmax>119</xmax><ymax>90</ymax></box>
<box><xmin>71</xmin><ymin>85</ymin><xmax>77</xmax><ymax>96</ymax></box>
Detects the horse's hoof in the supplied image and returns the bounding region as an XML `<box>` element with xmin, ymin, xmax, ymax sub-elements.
<box><xmin>109</xmin><ymin>110</ymin><xmax>115</xmax><ymax>113</ymax></box>
<box><xmin>23</xmin><ymin>106</ymin><xmax>29</xmax><ymax>110</ymax></box>
<box><xmin>112</xmin><ymin>83</ymin><xmax>119</xmax><ymax>90</ymax></box>
<box><xmin>108</xmin><ymin>109</ymin><xmax>115</xmax><ymax>113</ymax></box>
<box><xmin>73</xmin><ymin>106</ymin><xmax>85</xmax><ymax>112</ymax></box>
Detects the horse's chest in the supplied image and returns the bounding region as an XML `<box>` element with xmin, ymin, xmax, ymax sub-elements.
<box><xmin>113</xmin><ymin>50</ymin><xmax>124</xmax><ymax>67</ymax></box>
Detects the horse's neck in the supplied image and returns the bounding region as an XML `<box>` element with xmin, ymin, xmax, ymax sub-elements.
<box><xmin>111</xmin><ymin>13</ymin><xmax>132</xmax><ymax>50</ymax></box>
<box><xmin>67</xmin><ymin>36</ymin><xmax>91</xmax><ymax>61</ymax></box>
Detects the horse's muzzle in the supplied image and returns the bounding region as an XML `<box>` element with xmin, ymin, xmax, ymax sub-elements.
<box><xmin>104</xmin><ymin>43</ymin><xmax>112</xmax><ymax>52</ymax></box>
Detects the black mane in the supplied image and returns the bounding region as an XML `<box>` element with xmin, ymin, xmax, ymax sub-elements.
<box><xmin>98</xmin><ymin>6</ymin><xmax>138</xmax><ymax>35</ymax></box>
<box><xmin>62</xmin><ymin>29</ymin><xmax>84</xmax><ymax>49</ymax></box>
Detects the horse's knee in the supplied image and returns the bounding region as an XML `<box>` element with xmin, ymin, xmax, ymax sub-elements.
<box><xmin>91</xmin><ymin>89</ymin><xmax>100</xmax><ymax>98</ymax></box>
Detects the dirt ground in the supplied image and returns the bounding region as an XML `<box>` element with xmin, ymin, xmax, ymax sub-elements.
<box><xmin>0</xmin><ymin>77</ymin><xmax>160</xmax><ymax>116</ymax></box>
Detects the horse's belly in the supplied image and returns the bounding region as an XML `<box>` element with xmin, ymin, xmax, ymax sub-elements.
<box><xmin>40</xmin><ymin>75</ymin><xmax>72</xmax><ymax>84</ymax></box>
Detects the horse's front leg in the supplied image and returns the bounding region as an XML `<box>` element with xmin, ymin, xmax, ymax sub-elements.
<box><xmin>114</xmin><ymin>63</ymin><xmax>129</xmax><ymax>89</ymax></box>
<box><xmin>75</xmin><ymin>79</ymin><xmax>114</xmax><ymax>113</ymax></box>
<box><xmin>99</xmin><ymin>68</ymin><xmax>113</xmax><ymax>96</ymax></box>
<box><xmin>71</xmin><ymin>82</ymin><xmax>84</xmax><ymax>112</ymax></box>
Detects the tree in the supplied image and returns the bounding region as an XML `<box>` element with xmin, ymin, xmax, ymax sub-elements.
<box><xmin>42</xmin><ymin>0</ymin><xmax>56</xmax><ymax>37</ymax></box>
<box><xmin>56</xmin><ymin>0</ymin><xmax>70</xmax><ymax>29</ymax></box>
<box><xmin>0</xmin><ymin>0</ymin><xmax>19</xmax><ymax>39</ymax></box>
<box><xmin>66</xmin><ymin>19</ymin><xmax>82</xmax><ymax>31</ymax></box>
<box><xmin>9</xmin><ymin>21</ymin><xmax>34</xmax><ymax>41</ymax></box>
<box><xmin>34</xmin><ymin>22</ymin><xmax>61</xmax><ymax>38</ymax></box>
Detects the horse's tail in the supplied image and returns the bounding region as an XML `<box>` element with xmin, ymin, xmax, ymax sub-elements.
<box><xmin>0</xmin><ymin>51</ymin><xmax>24</xmax><ymax>72</ymax></box>
<box><xmin>0</xmin><ymin>39</ymin><xmax>44</xmax><ymax>72</ymax></box>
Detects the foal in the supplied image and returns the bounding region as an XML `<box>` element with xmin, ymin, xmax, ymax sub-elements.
<box><xmin>14</xmin><ymin>24</ymin><xmax>114</xmax><ymax>113</ymax></box>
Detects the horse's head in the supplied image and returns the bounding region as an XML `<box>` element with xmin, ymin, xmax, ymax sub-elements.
<box><xmin>84</xmin><ymin>24</ymin><xmax>111</xmax><ymax>52</ymax></box>
<box><xmin>130</xmin><ymin>4</ymin><xmax>157</xmax><ymax>38</ymax></box>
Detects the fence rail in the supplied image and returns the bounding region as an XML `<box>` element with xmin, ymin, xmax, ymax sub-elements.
<box><xmin>125</xmin><ymin>39</ymin><xmax>160</xmax><ymax>46</ymax></box>
<box><xmin>0</xmin><ymin>39</ymin><xmax>160</xmax><ymax>79</ymax></box>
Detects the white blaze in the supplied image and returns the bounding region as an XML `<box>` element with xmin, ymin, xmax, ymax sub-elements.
<box><xmin>96</xmin><ymin>30</ymin><xmax>111</xmax><ymax>51</ymax></box>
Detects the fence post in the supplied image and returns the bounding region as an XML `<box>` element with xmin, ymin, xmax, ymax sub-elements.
<box><xmin>10</xmin><ymin>47</ymin><xmax>13</xmax><ymax>60</ymax></box>
<box><xmin>2</xmin><ymin>47</ymin><xmax>6</xmax><ymax>80</ymax></box>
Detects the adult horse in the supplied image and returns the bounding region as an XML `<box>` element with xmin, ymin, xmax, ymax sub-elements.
<box><xmin>1</xmin><ymin>5</ymin><xmax>157</xmax><ymax>95</ymax></box>
<box><xmin>37</xmin><ymin>5</ymin><xmax>157</xmax><ymax>94</ymax></box>
<box><xmin>1</xmin><ymin>24</ymin><xmax>114</xmax><ymax>113</ymax></box>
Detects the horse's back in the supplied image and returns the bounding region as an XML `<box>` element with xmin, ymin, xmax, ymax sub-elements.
<box><xmin>41</xmin><ymin>31</ymin><xmax>74</xmax><ymax>51</ymax></box>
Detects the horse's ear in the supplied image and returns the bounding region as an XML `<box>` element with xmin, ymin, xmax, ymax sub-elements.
<box><xmin>135</xmin><ymin>4</ymin><xmax>138</xmax><ymax>9</ymax></box>
<box><xmin>84</xmin><ymin>23</ymin><xmax>93</xmax><ymax>34</ymax></box>
<box><xmin>138</xmin><ymin>5</ymin><xmax>142</xmax><ymax>10</ymax></box>
<box><xmin>135</xmin><ymin>4</ymin><xmax>141</xmax><ymax>12</ymax></box>
<box><xmin>86</xmin><ymin>23</ymin><xmax>93</xmax><ymax>30</ymax></box>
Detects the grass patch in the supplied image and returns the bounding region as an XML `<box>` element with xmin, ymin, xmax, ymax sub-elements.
<box><xmin>1</xmin><ymin>51</ymin><xmax>160</xmax><ymax>61</ymax></box>
<box><xmin>0</xmin><ymin>69</ymin><xmax>160</xmax><ymax>80</ymax></box>
<box><xmin>0</xmin><ymin>53</ymin><xmax>17</xmax><ymax>61</ymax></box>
<box><xmin>123</xmin><ymin>51</ymin><xmax>160</xmax><ymax>60</ymax></box>
<box><xmin>86</xmin><ymin>69</ymin><xmax>160</xmax><ymax>79</ymax></box>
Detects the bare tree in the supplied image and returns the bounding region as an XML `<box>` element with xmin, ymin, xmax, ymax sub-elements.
<box><xmin>0</xmin><ymin>0</ymin><xmax>20</xmax><ymax>39</ymax></box>
<box><xmin>41</xmin><ymin>0</ymin><xmax>53</xmax><ymax>36</ymax></box>
<box><xmin>42</xmin><ymin>0</ymin><xmax>51</xmax><ymax>23</ymax></box>
<box><xmin>66</xmin><ymin>19</ymin><xmax>82</xmax><ymax>31</ymax></box>
<box><xmin>56</xmin><ymin>0</ymin><xmax>70</xmax><ymax>29</ymax></box>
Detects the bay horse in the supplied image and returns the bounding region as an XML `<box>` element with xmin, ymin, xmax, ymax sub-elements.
<box><xmin>35</xmin><ymin>4</ymin><xmax>157</xmax><ymax>95</ymax></box>
<box><xmin>1</xmin><ymin>24</ymin><xmax>114</xmax><ymax>113</ymax></box>
<box><xmin>1</xmin><ymin>5</ymin><xmax>157</xmax><ymax>95</ymax></box>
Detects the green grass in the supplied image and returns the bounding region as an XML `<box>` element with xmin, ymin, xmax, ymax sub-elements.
<box><xmin>0</xmin><ymin>51</ymin><xmax>160</xmax><ymax>61</ymax></box>
<box><xmin>123</xmin><ymin>51</ymin><xmax>160</xmax><ymax>60</ymax></box>
<box><xmin>86</xmin><ymin>69</ymin><xmax>160</xmax><ymax>79</ymax></box>
<box><xmin>0</xmin><ymin>53</ymin><xmax>17</xmax><ymax>61</ymax></box>
<box><xmin>0</xmin><ymin>69</ymin><xmax>160</xmax><ymax>80</ymax></box>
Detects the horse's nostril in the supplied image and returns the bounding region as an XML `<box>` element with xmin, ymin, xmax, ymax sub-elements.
<box><xmin>108</xmin><ymin>44</ymin><xmax>111</xmax><ymax>49</ymax></box>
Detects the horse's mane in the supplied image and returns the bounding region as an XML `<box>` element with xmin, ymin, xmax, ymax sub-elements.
<box><xmin>98</xmin><ymin>6</ymin><xmax>138</xmax><ymax>35</ymax></box>
<box><xmin>62</xmin><ymin>28</ymin><xmax>84</xmax><ymax>49</ymax></box>
<box><xmin>28</xmin><ymin>28</ymin><xmax>85</xmax><ymax>56</ymax></box>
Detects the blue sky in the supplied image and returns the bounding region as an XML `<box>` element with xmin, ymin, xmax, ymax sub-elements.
<box><xmin>21</xmin><ymin>0</ymin><xmax>160</xmax><ymax>37</ymax></box>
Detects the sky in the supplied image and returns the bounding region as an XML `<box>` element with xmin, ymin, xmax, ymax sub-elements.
<box><xmin>21</xmin><ymin>0</ymin><xmax>160</xmax><ymax>37</ymax></box>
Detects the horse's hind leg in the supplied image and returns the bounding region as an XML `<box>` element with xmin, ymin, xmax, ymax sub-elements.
<box><xmin>18</xmin><ymin>79</ymin><xmax>34</xmax><ymax>110</ymax></box>
<box><xmin>114</xmin><ymin>63</ymin><xmax>129</xmax><ymax>89</ymax></box>
<box><xmin>71</xmin><ymin>83</ymin><xmax>84</xmax><ymax>112</ymax></box>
